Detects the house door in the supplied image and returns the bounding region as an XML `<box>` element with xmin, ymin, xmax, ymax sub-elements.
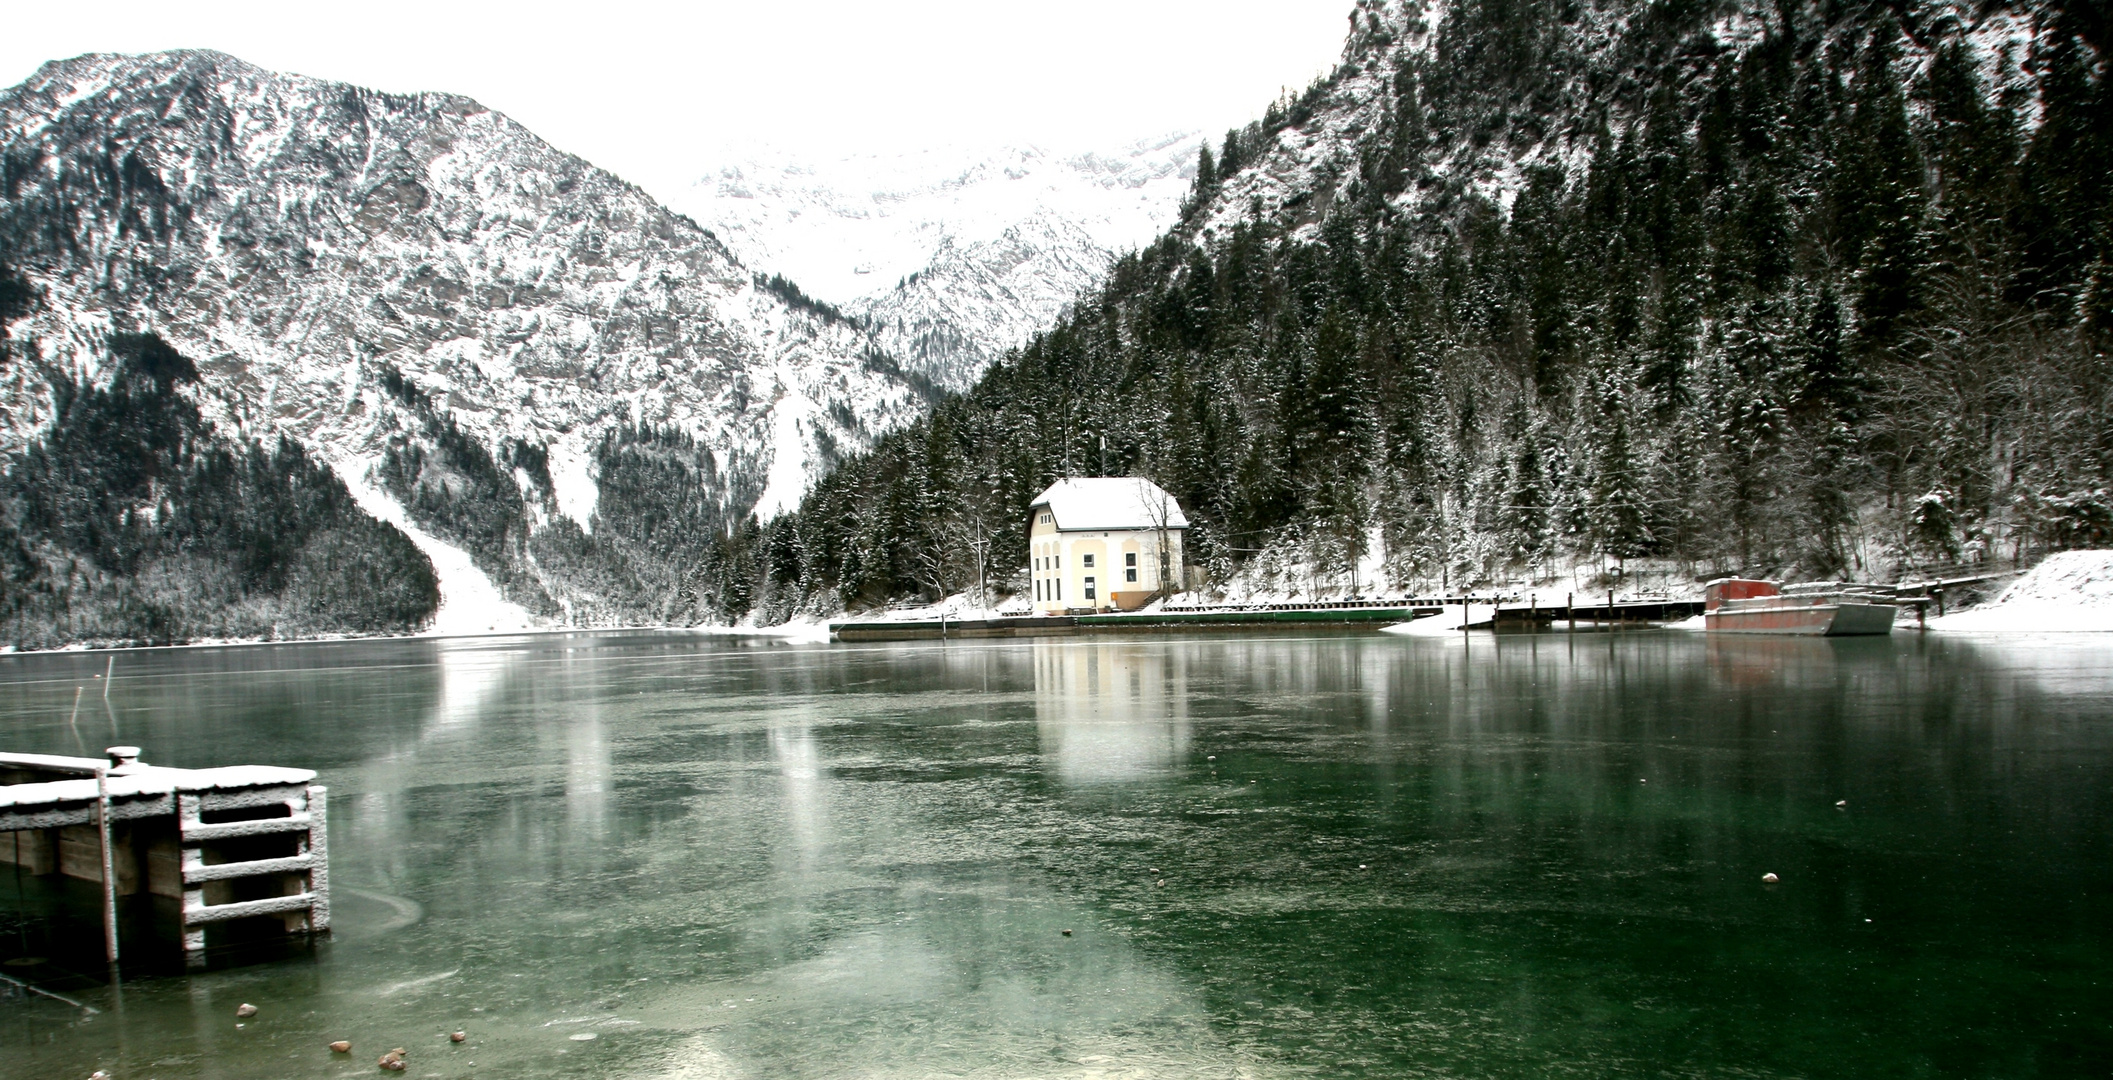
<box><xmin>1084</xmin><ymin>576</ymin><xmax>1096</xmax><ymax>602</ymax></box>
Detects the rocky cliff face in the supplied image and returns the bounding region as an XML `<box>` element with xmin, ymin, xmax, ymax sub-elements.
<box><xmin>0</xmin><ymin>50</ymin><xmax>931</xmax><ymax>628</ymax></box>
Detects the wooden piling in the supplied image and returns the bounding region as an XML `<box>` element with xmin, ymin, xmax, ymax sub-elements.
<box><xmin>96</xmin><ymin>767</ymin><xmax>117</xmax><ymax>963</ymax></box>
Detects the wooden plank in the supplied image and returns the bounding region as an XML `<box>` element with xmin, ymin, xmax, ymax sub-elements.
<box><xmin>197</xmin><ymin>786</ymin><xmax>310</xmax><ymax>812</ymax></box>
<box><xmin>182</xmin><ymin>853</ymin><xmax>313</xmax><ymax>884</ymax></box>
<box><xmin>306</xmin><ymin>785</ymin><xmax>330</xmax><ymax>933</ymax></box>
<box><xmin>178</xmin><ymin>814</ymin><xmax>312</xmax><ymax>842</ymax></box>
<box><xmin>183</xmin><ymin>892</ymin><xmax>317</xmax><ymax>924</ymax></box>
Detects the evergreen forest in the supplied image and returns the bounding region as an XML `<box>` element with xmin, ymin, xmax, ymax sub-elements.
<box><xmin>0</xmin><ymin>316</ymin><xmax>438</xmax><ymax>648</ymax></box>
<box><xmin>743</xmin><ymin>0</ymin><xmax>2113</xmax><ymax>611</ymax></box>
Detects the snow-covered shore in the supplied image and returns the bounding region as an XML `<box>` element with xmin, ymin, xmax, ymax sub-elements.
<box><xmin>1927</xmin><ymin>550</ymin><xmax>2113</xmax><ymax>633</ymax></box>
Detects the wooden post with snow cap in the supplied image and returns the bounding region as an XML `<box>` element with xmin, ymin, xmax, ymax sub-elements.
<box><xmin>304</xmin><ymin>785</ymin><xmax>330</xmax><ymax>933</ymax></box>
<box><xmin>96</xmin><ymin>764</ymin><xmax>117</xmax><ymax>963</ymax></box>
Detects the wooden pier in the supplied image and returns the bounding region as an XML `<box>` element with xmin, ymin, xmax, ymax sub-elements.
<box><xmin>0</xmin><ymin>747</ymin><xmax>328</xmax><ymax>968</ymax></box>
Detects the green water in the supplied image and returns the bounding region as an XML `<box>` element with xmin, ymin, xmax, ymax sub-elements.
<box><xmin>1</xmin><ymin>629</ymin><xmax>2108</xmax><ymax>1078</ymax></box>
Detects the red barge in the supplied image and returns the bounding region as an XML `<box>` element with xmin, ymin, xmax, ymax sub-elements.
<box><xmin>1703</xmin><ymin>578</ymin><xmax>1899</xmax><ymax>636</ymax></box>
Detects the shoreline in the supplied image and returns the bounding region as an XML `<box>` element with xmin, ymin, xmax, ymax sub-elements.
<box><xmin>9</xmin><ymin>604</ymin><xmax>2113</xmax><ymax>657</ymax></box>
<box><xmin>0</xmin><ymin>622</ymin><xmax>830</xmax><ymax>657</ymax></box>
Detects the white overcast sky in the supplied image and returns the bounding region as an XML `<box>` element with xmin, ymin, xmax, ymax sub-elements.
<box><xmin>1</xmin><ymin>0</ymin><xmax>1353</xmax><ymax>199</ymax></box>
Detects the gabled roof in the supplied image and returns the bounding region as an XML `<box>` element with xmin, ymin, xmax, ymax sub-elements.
<box><xmin>1029</xmin><ymin>477</ymin><xmax>1189</xmax><ymax>531</ymax></box>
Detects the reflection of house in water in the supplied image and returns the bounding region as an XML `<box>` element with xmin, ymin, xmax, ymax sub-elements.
<box><xmin>1033</xmin><ymin>642</ymin><xmax>1190</xmax><ymax>785</ymax></box>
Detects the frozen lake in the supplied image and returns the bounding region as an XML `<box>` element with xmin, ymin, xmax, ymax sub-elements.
<box><xmin>3</xmin><ymin>628</ymin><xmax>2110</xmax><ymax>1077</ymax></box>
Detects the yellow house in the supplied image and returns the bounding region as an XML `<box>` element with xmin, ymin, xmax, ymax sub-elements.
<box><xmin>1026</xmin><ymin>478</ymin><xmax>1188</xmax><ymax>614</ymax></box>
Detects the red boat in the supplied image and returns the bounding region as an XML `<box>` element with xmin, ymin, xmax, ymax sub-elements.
<box><xmin>1702</xmin><ymin>578</ymin><xmax>1898</xmax><ymax>636</ymax></box>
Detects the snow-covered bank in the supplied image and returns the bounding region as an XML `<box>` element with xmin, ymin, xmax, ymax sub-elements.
<box><xmin>834</xmin><ymin>593</ymin><xmax>1021</xmax><ymax>624</ymax></box>
<box><xmin>1928</xmin><ymin>550</ymin><xmax>2113</xmax><ymax>633</ymax></box>
<box><xmin>1381</xmin><ymin>605</ymin><xmax>1468</xmax><ymax>635</ymax></box>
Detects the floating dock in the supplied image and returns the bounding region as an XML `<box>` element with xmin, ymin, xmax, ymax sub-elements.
<box><xmin>832</xmin><ymin>595</ymin><xmax>1712</xmax><ymax>642</ymax></box>
<box><xmin>0</xmin><ymin>747</ymin><xmax>328</xmax><ymax>968</ymax></box>
<box><xmin>832</xmin><ymin>600</ymin><xmax>1441</xmax><ymax>641</ymax></box>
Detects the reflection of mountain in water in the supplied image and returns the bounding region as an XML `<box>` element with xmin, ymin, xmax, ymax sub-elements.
<box><xmin>1033</xmin><ymin>642</ymin><xmax>1191</xmax><ymax>785</ymax></box>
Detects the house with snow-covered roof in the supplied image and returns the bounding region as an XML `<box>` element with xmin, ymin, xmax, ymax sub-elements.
<box><xmin>1027</xmin><ymin>478</ymin><xmax>1188</xmax><ymax>614</ymax></box>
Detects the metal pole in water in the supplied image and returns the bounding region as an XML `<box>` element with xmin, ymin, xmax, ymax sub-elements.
<box><xmin>103</xmin><ymin>655</ymin><xmax>114</xmax><ymax>700</ymax></box>
<box><xmin>95</xmin><ymin>767</ymin><xmax>118</xmax><ymax>963</ymax></box>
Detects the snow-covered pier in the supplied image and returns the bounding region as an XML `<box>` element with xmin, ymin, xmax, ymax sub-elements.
<box><xmin>0</xmin><ymin>747</ymin><xmax>328</xmax><ymax>968</ymax></box>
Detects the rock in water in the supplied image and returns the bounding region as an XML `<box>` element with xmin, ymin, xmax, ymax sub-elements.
<box><xmin>451</xmin><ymin>1031</ymin><xmax>467</xmax><ymax>1042</ymax></box>
<box><xmin>329</xmin><ymin>1040</ymin><xmax>352</xmax><ymax>1053</ymax></box>
<box><xmin>1762</xmin><ymin>873</ymin><xmax>1780</xmax><ymax>884</ymax></box>
<box><xmin>235</xmin><ymin>1003</ymin><xmax>258</xmax><ymax>1018</ymax></box>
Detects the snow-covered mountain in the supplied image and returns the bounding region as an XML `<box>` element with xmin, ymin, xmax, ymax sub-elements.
<box><xmin>0</xmin><ymin>50</ymin><xmax>925</xmax><ymax>517</ymax></box>
<box><xmin>668</xmin><ymin>137</ymin><xmax>1203</xmax><ymax>389</ymax></box>
<box><xmin>0</xmin><ymin>50</ymin><xmax>934</xmax><ymax>632</ymax></box>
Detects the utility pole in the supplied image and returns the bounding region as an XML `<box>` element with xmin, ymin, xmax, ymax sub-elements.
<box><xmin>967</xmin><ymin>537</ymin><xmax>991</xmax><ymax>612</ymax></box>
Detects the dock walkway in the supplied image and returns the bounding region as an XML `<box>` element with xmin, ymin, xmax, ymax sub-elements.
<box><xmin>0</xmin><ymin>747</ymin><xmax>328</xmax><ymax>966</ymax></box>
<box><xmin>831</xmin><ymin>595</ymin><xmax>1709</xmax><ymax>642</ymax></box>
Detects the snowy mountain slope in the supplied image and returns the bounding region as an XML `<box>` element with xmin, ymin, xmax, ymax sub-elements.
<box><xmin>0</xmin><ymin>50</ymin><xmax>925</xmax><ymax>528</ymax></box>
<box><xmin>765</xmin><ymin>0</ymin><xmax>2111</xmax><ymax>616</ymax></box>
<box><xmin>668</xmin><ymin>136</ymin><xmax>1202</xmax><ymax>389</ymax></box>
<box><xmin>1194</xmin><ymin>0</ymin><xmax>2051</xmax><ymax>242</ymax></box>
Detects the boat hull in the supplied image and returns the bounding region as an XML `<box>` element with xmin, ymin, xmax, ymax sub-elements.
<box><xmin>1705</xmin><ymin>600</ymin><xmax>1898</xmax><ymax>636</ymax></box>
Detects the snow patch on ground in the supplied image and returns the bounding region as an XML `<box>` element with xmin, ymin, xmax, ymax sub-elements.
<box><xmin>546</xmin><ymin>433</ymin><xmax>600</xmax><ymax>531</ymax></box>
<box><xmin>837</xmin><ymin>592</ymin><xmax>1014</xmax><ymax>624</ymax></box>
<box><xmin>1928</xmin><ymin>550</ymin><xmax>2113</xmax><ymax>633</ymax></box>
<box><xmin>333</xmin><ymin>460</ymin><xmax>541</xmax><ymax>636</ymax></box>
<box><xmin>686</xmin><ymin>618</ymin><xmax>835</xmax><ymax>645</ymax></box>
<box><xmin>1381</xmin><ymin>605</ymin><xmax>1469</xmax><ymax>635</ymax></box>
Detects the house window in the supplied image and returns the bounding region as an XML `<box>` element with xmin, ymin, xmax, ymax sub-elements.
<box><xmin>1126</xmin><ymin>568</ymin><xmax>1138</xmax><ymax>583</ymax></box>
<box><xmin>1083</xmin><ymin>554</ymin><xmax>1095</xmax><ymax>567</ymax></box>
<box><xmin>1039</xmin><ymin>513</ymin><xmax>1053</xmax><ymax>524</ymax></box>
<box><xmin>1125</xmin><ymin>553</ymin><xmax>1137</xmax><ymax>566</ymax></box>
<box><xmin>1084</xmin><ymin>576</ymin><xmax>1096</xmax><ymax>601</ymax></box>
